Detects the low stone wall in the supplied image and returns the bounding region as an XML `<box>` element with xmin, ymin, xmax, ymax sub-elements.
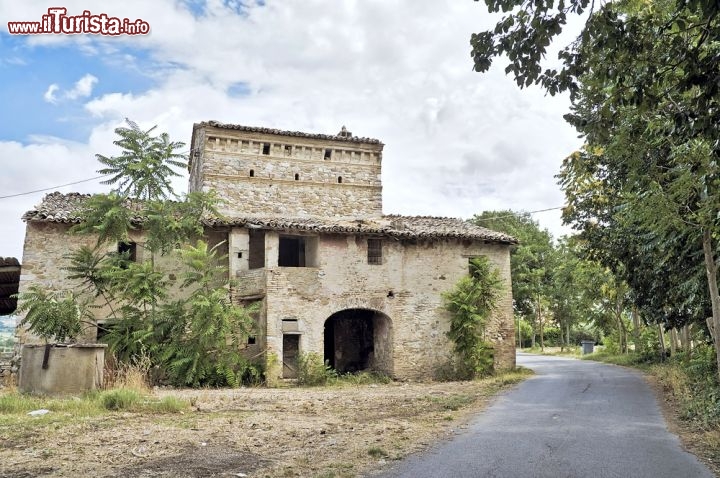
<box><xmin>19</xmin><ymin>344</ymin><xmax>106</xmax><ymax>395</ymax></box>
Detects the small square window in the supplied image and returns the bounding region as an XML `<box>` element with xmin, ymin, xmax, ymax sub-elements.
<box><xmin>367</xmin><ymin>239</ymin><xmax>382</xmax><ymax>265</ymax></box>
<box><xmin>248</xmin><ymin>336</ymin><xmax>256</xmax><ymax>345</ymax></box>
<box><xmin>118</xmin><ymin>241</ymin><xmax>137</xmax><ymax>262</ymax></box>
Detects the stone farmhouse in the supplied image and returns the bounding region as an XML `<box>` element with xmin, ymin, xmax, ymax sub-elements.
<box><xmin>18</xmin><ymin>121</ymin><xmax>517</xmax><ymax>381</ymax></box>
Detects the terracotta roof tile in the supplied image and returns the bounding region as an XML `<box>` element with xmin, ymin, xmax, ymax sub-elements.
<box><xmin>197</xmin><ymin>121</ymin><xmax>383</xmax><ymax>145</ymax></box>
<box><xmin>22</xmin><ymin>192</ymin><xmax>517</xmax><ymax>244</ymax></box>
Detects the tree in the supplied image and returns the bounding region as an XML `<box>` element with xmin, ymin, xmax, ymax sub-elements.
<box><xmin>472</xmin><ymin>0</ymin><xmax>720</xmax><ymax>378</ymax></box>
<box><xmin>63</xmin><ymin>120</ymin><xmax>259</xmax><ymax>386</ymax></box>
<box><xmin>15</xmin><ymin>285</ymin><xmax>91</xmax><ymax>344</ymax></box>
<box><xmin>97</xmin><ymin>119</ymin><xmax>187</xmax><ymax>200</ymax></box>
<box><xmin>473</xmin><ymin>211</ymin><xmax>554</xmax><ymax>348</ymax></box>
<box><xmin>443</xmin><ymin>256</ymin><xmax>503</xmax><ymax>378</ymax></box>
<box><xmin>156</xmin><ymin>241</ymin><xmax>259</xmax><ymax>387</ymax></box>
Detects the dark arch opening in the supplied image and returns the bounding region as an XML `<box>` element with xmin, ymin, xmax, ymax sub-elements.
<box><xmin>294</xmin><ymin>173</ymin><xmax>300</xmax><ymax>181</ymax></box>
<box><xmin>249</xmin><ymin>169</ymin><xmax>255</xmax><ymax>177</ymax></box>
<box><xmin>323</xmin><ymin>309</ymin><xmax>393</xmax><ymax>375</ymax></box>
<box><xmin>337</xmin><ymin>176</ymin><xmax>343</xmax><ymax>183</ymax></box>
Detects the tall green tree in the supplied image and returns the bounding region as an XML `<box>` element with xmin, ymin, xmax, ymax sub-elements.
<box><xmin>472</xmin><ymin>0</ymin><xmax>720</xmax><ymax>378</ymax></box>
<box><xmin>97</xmin><ymin>119</ymin><xmax>187</xmax><ymax>200</ymax></box>
<box><xmin>63</xmin><ymin>120</ymin><xmax>260</xmax><ymax>386</ymax></box>
<box><xmin>473</xmin><ymin>211</ymin><xmax>554</xmax><ymax>348</ymax></box>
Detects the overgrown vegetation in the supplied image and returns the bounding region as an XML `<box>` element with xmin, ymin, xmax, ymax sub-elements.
<box><xmin>15</xmin><ymin>286</ymin><xmax>91</xmax><ymax>344</ymax></box>
<box><xmin>0</xmin><ymin>388</ymin><xmax>188</xmax><ymax>415</ymax></box>
<box><xmin>13</xmin><ymin>120</ymin><xmax>262</xmax><ymax>388</ymax></box>
<box><xmin>443</xmin><ymin>256</ymin><xmax>502</xmax><ymax>379</ymax></box>
<box><xmin>296</xmin><ymin>352</ymin><xmax>391</xmax><ymax>387</ymax></box>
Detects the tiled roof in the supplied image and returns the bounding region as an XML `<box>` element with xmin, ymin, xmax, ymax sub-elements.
<box><xmin>196</xmin><ymin>121</ymin><xmax>383</xmax><ymax>145</ymax></box>
<box><xmin>206</xmin><ymin>215</ymin><xmax>517</xmax><ymax>244</ymax></box>
<box><xmin>22</xmin><ymin>192</ymin><xmax>91</xmax><ymax>223</ymax></box>
<box><xmin>21</xmin><ymin>192</ymin><xmax>145</xmax><ymax>224</ymax></box>
<box><xmin>22</xmin><ymin>192</ymin><xmax>517</xmax><ymax>244</ymax></box>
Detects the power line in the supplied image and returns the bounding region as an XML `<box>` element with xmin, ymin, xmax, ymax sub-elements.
<box><xmin>0</xmin><ymin>175</ymin><xmax>109</xmax><ymax>200</ymax></box>
<box><xmin>473</xmin><ymin>206</ymin><xmax>564</xmax><ymax>222</ymax></box>
<box><xmin>0</xmin><ymin>176</ymin><xmax>567</xmax><ymax>222</ymax></box>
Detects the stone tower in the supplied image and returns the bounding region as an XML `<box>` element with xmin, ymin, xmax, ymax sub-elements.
<box><xmin>188</xmin><ymin>121</ymin><xmax>384</xmax><ymax>218</ymax></box>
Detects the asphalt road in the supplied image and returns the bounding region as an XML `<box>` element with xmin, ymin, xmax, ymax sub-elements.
<box><xmin>374</xmin><ymin>353</ymin><xmax>715</xmax><ymax>478</ymax></box>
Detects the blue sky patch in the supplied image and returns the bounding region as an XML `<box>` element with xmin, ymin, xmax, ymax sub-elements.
<box><xmin>0</xmin><ymin>34</ymin><xmax>157</xmax><ymax>143</ymax></box>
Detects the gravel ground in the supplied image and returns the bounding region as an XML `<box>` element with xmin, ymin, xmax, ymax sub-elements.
<box><xmin>0</xmin><ymin>375</ymin><xmax>526</xmax><ymax>478</ymax></box>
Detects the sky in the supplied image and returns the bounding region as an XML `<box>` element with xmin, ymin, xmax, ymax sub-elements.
<box><xmin>0</xmin><ymin>0</ymin><xmax>584</xmax><ymax>260</ymax></box>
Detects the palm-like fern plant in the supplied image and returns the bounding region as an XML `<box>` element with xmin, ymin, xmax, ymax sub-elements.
<box><xmin>15</xmin><ymin>285</ymin><xmax>92</xmax><ymax>344</ymax></box>
<box><xmin>96</xmin><ymin>119</ymin><xmax>187</xmax><ymax>200</ymax></box>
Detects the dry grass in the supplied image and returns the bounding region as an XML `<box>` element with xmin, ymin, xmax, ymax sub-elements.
<box><xmin>104</xmin><ymin>353</ymin><xmax>152</xmax><ymax>393</ymax></box>
<box><xmin>0</xmin><ymin>368</ymin><xmax>531</xmax><ymax>478</ymax></box>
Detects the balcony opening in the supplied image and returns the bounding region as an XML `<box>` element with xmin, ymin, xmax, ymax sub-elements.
<box><xmin>278</xmin><ymin>235</ymin><xmax>318</xmax><ymax>267</ymax></box>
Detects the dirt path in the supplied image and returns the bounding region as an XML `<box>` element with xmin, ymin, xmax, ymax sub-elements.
<box><xmin>0</xmin><ymin>374</ymin><xmax>527</xmax><ymax>478</ymax></box>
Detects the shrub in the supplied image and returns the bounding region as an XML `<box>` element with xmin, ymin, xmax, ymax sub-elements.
<box><xmin>443</xmin><ymin>257</ymin><xmax>502</xmax><ymax>379</ymax></box>
<box><xmin>297</xmin><ymin>352</ymin><xmax>336</xmax><ymax>386</ymax></box>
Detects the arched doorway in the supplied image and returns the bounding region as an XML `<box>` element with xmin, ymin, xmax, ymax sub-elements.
<box><xmin>323</xmin><ymin>309</ymin><xmax>393</xmax><ymax>375</ymax></box>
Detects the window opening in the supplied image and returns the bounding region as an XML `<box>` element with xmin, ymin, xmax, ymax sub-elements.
<box><xmin>278</xmin><ymin>235</ymin><xmax>318</xmax><ymax>267</ymax></box>
<box><xmin>337</xmin><ymin>176</ymin><xmax>343</xmax><ymax>183</ymax></box>
<box><xmin>249</xmin><ymin>169</ymin><xmax>255</xmax><ymax>177</ymax></box>
<box><xmin>262</xmin><ymin>143</ymin><xmax>270</xmax><ymax>155</ymax></box>
<box><xmin>118</xmin><ymin>241</ymin><xmax>137</xmax><ymax>262</ymax></box>
<box><xmin>279</xmin><ymin>236</ymin><xmax>306</xmax><ymax>267</ymax></box>
<box><xmin>324</xmin><ymin>149</ymin><xmax>332</xmax><ymax>160</ymax></box>
<box><xmin>294</xmin><ymin>173</ymin><xmax>300</xmax><ymax>181</ymax></box>
<box><xmin>367</xmin><ymin>239</ymin><xmax>382</xmax><ymax>265</ymax></box>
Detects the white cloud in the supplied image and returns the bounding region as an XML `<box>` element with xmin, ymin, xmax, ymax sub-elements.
<box><xmin>43</xmin><ymin>74</ymin><xmax>99</xmax><ymax>104</ymax></box>
<box><xmin>65</xmin><ymin>74</ymin><xmax>98</xmax><ymax>100</ymax></box>
<box><xmin>3</xmin><ymin>0</ymin><xmax>584</xmax><ymax>260</ymax></box>
<box><xmin>43</xmin><ymin>84</ymin><xmax>59</xmax><ymax>103</ymax></box>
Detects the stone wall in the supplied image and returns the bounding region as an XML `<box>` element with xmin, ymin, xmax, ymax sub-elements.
<box><xmin>189</xmin><ymin>125</ymin><xmax>384</xmax><ymax>218</ymax></box>
<box><xmin>17</xmin><ymin>222</ymin><xmax>205</xmax><ymax>343</ymax></box>
<box><xmin>230</xmin><ymin>229</ymin><xmax>514</xmax><ymax>381</ymax></box>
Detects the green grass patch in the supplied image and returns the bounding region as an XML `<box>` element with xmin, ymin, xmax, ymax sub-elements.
<box><xmin>99</xmin><ymin>388</ymin><xmax>143</xmax><ymax>410</ymax></box>
<box><xmin>580</xmin><ymin>350</ymin><xmax>651</xmax><ymax>369</ymax></box>
<box><xmin>367</xmin><ymin>446</ymin><xmax>389</xmax><ymax>458</ymax></box>
<box><xmin>330</xmin><ymin>371</ymin><xmax>392</xmax><ymax>386</ymax></box>
<box><xmin>0</xmin><ymin>388</ymin><xmax>189</xmax><ymax>417</ymax></box>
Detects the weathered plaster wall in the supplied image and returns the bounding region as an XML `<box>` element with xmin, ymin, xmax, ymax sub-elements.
<box><xmin>16</xmin><ymin>222</ymin><xmax>218</xmax><ymax>344</ymax></box>
<box><xmin>189</xmin><ymin>126</ymin><xmax>383</xmax><ymax>218</ymax></box>
<box><xmin>236</xmin><ymin>232</ymin><xmax>514</xmax><ymax>381</ymax></box>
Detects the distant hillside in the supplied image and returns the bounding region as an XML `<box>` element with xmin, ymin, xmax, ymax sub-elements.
<box><xmin>0</xmin><ymin>316</ymin><xmax>16</xmax><ymax>335</ymax></box>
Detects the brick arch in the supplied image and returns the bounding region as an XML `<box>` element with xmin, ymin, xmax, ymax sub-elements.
<box><xmin>323</xmin><ymin>308</ymin><xmax>393</xmax><ymax>376</ymax></box>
